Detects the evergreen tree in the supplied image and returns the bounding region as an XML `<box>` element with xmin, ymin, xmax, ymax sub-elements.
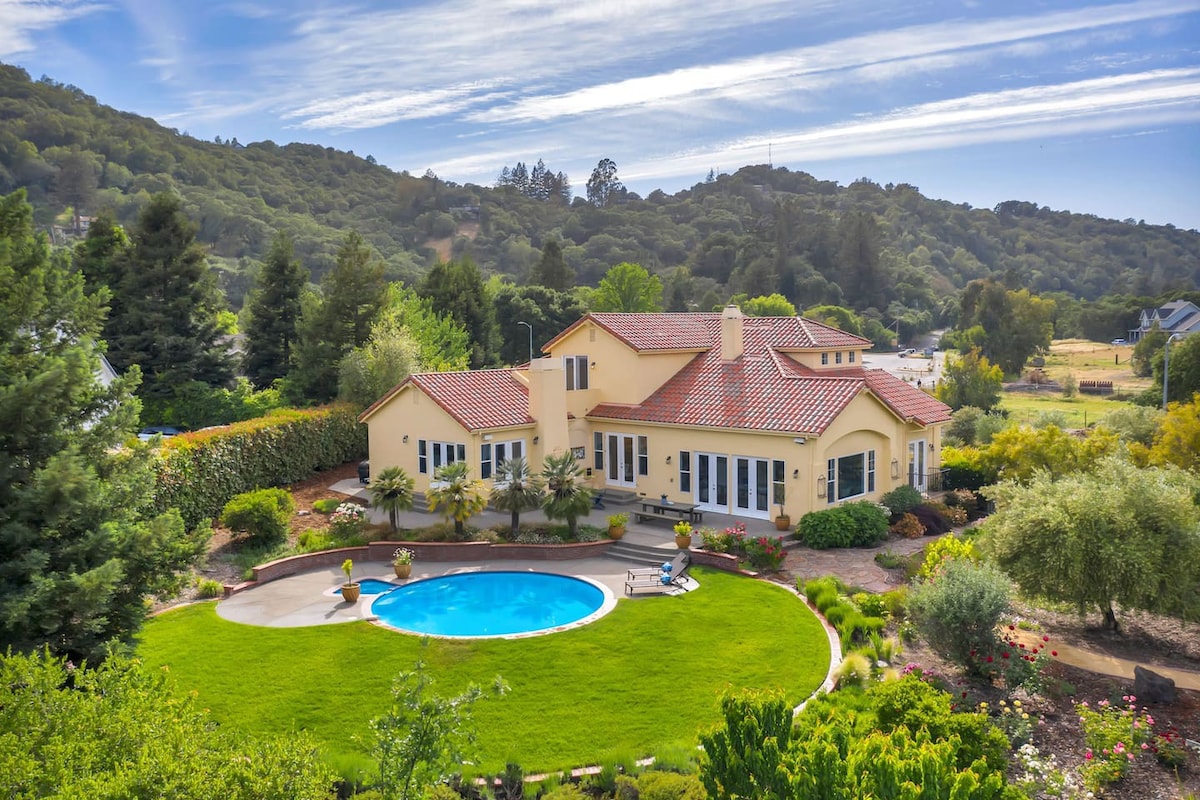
<box><xmin>72</xmin><ymin>208</ymin><xmax>128</xmax><ymax>298</ymax></box>
<box><xmin>586</xmin><ymin>158</ymin><xmax>623</xmax><ymax>207</ymax></box>
<box><xmin>529</xmin><ymin>238</ymin><xmax>572</xmax><ymax>291</ymax></box>
<box><xmin>420</xmin><ymin>257</ymin><xmax>497</xmax><ymax>368</ymax></box>
<box><xmin>289</xmin><ymin>230</ymin><xmax>386</xmax><ymax>402</ymax></box>
<box><xmin>243</xmin><ymin>233</ymin><xmax>308</xmax><ymax>389</ymax></box>
<box><xmin>103</xmin><ymin>192</ymin><xmax>232</xmax><ymax>401</ymax></box>
<box><xmin>836</xmin><ymin>209</ymin><xmax>887</xmax><ymax>312</ymax></box>
<box><xmin>0</xmin><ymin>189</ymin><xmax>206</xmax><ymax>662</ymax></box>
<box><xmin>492</xmin><ymin>284</ymin><xmax>586</xmax><ymax>366</ymax></box>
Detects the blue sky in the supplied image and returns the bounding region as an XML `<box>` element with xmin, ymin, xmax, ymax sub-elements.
<box><xmin>5</xmin><ymin>0</ymin><xmax>1199</xmax><ymax>228</ymax></box>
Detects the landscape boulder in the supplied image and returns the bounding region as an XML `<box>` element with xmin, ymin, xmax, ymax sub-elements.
<box><xmin>1133</xmin><ymin>665</ymin><xmax>1176</xmax><ymax>704</ymax></box>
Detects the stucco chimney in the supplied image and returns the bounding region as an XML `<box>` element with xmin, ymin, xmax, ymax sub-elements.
<box><xmin>527</xmin><ymin>357</ymin><xmax>569</xmax><ymax>456</ymax></box>
<box><xmin>720</xmin><ymin>304</ymin><xmax>744</xmax><ymax>360</ymax></box>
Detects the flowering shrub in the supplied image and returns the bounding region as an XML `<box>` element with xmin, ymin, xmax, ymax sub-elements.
<box><xmin>918</xmin><ymin>535</ymin><xmax>979</xmax><ymax>579</ymax></box>
<box><xmin>1077</xmin><ymin>695</ymin><xmax>1155</xmax><ymax>791</ymax></box>
<box><xmin>1013</xmin><ymin>743</ymin><xmax>1084</xmax><ymax>799</ymax></box>
<box><xmin>329</xmin><ymin>502</ymin><xmax>367</xmax><ymax>538</ymax></box>
<box><xmin>889</xmin><ymin>512</ymin><xmax>925</xmax><ymax>539</ymax></box>
<box><xmin>392</xmin><ymin>547</ymin><xmax>414</xmax><ymax>565</ymax></box>
<box><xmin>743</xmin><ymin>536</ymin><xmax>786</xmax><ymax>571</ymax></box>
<box><xmin>700</xmin><ymin>523</ymin><xmax>747</xmax><ymax>553</ymax></box>
<box><xmin>1153</xmin><ymin>727</ymin><xmax>1189</xmax><ymax>768</ymax></box>
<box><xmin>990</xmin><ymin>698</ymin><xmax>1035</xmax><ymax>747</ymax></box>
<box><xmin>965</xmin><ymin>627</ymin><xmax>1056</xmax><ymax>692</ymax></box>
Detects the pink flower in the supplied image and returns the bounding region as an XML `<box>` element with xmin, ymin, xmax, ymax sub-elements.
<box><xmin>1141</xmin><ymin>743</ymin><xmax>1149</xmax><ymax>750</ymax></box>
<box><xmin>1085</xmin><ymin>750</ymin><xmax>1093</xmax><ymax>760</ymax></box>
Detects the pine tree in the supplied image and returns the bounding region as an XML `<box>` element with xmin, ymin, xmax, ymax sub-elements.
<box><xmin>0</xmin><ymin>189</ymin><xmax>206</xmax><ymax>662</ymax></box>
<box><xmin>289</xmin><ymin>230</ymin><xmax>386</xmax><ymax>403</ymax></box>
<box><xmin>529</xmin><ymin>238</ymin><xmax>572</xmax><ymax>291</ymax></box>
<box><xmin>420</xmin><ymin>257</ymin><xmax>497</xmax><ymax>368</ymax></box>
<box><xmin>243</xmin><ymin>233</ymin><xmax>307</xmax><ymax>388</ymax></box>
<box><xmin>103</xmin><ymin>193</ymin><xmax>232</xmax><ymax>400</ymax></box>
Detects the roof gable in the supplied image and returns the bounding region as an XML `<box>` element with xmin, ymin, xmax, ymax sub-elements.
<box><xmin>360</xmin><ymin>369</ymin><xmax>533</xmax><ymax>431</ymax></box>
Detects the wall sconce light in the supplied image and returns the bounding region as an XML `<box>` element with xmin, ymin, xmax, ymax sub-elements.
<box><xmin>591</xmin><ymin>361</ymin><xmax>597</xmax><ymax>369</ymax></box>
<box><xmin>890</xmin><ymin>458</ymin><xmax>900</xmax><ymax>479</ymax></box>
<box><xmin>402</xmin><ymin>434</ymin><xmax>409</xmax><ymax>443</ymax></box>
<box><xmin>666</xmin><ymin>455</ymin><xmax>672</xmax><ymax>464</ymax></box>
<box><xmin>792</xmin><ymin>469</ymin><xmax>799</xmax><ymax>478</ymax></box>
<box><xmin>533</xmin><ymin>435</ymin><xmax>539</xmax><ymax>444</ymax></box>
<box><xmin>793</xmin><ymin>437</ymin><xmax>807</xmax><ymax>445</ymax></box>
<box><xmin>482</xmin><ymin>433</ymin><xmax>493</xmax><ymax>441</ymax></box>
<box><xmin>816</xmin><ymin>475</ymin><xmax>826</xmax><ymax>498</ymax></box>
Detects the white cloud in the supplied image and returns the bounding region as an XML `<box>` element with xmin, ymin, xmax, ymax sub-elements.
<box><xmin>620</xmin><ymin>69</ymin><xmax>1200</xmax><ymax>183</ymax></box>
<box><xmin>0</xmin><ymin>0</ymin><xmax>104</xmax><ymax>58</ymax></box>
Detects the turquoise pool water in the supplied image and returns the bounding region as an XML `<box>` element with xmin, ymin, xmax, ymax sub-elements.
<box><xmin>369</xmin><ymin>571</ymin><xmax>608</xmax><ymax>637</ymax></box>
<box><xmin>335</xmin><ymin>578</ymin><xmax>397</xmax><ymax>596</ymax></box>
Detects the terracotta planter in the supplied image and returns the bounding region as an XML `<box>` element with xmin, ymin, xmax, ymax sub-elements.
<box><xmin>341</xmin><ymin>583</ymin><xmax>361</xmax><ymax>603</ymax></box>
<box><xmin>393</xmin><ymin>563</ymin><xmax>412</xmax><ymax>579</ymax></box>
<box><xmin>608</xmin><ymin>525</ymin><xmax>626</xmax><ymax>540</ymax></box>
<box><xmin>774</xmin><ymin>515</ymin><xmax>791</xmax><ymax>531</ymax></box>
<box><xmin>674</xmin><ymin>534</ymin><xmax>692</xmax><ymax>549</ymax></box>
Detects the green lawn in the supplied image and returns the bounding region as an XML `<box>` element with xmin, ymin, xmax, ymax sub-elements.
<box><xmin>138</xmin><ymin>568</ymin><xmax>828</xmax><ymax>776</ymax></box>
<box><xmin>998</xmin><ymin>392</ymin><xmax>1133</xmax><ymax>427</ymax></box>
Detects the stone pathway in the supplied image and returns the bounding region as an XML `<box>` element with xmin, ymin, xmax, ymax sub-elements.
<box><xmin>784</xmin><ymin>535</ymin><xmax>929</xmax><ymax>593</ymax></box>
<box><xmin>1011</xmin><ymin>631</ymin><xmax>1200</xmax><ymax>691</ymax></box>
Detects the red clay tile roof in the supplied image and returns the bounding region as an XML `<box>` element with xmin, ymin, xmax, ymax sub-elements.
<box><xmin>863</xmin><ymin>370</ymin><xmax>952</xmax><ymax>425</ymax></box>
<box><xmin>587</xmin><ymin>317</ymin><xmax>948</xmax><ymax>434</ymax></box>
<box><xmin>359</xmin><ymin>369</ymin><xmax>533</xmax><ymax>431</ymax></box>
<box><xmin>544</xmin><ymin>312</ymin><xmax>872</xmax><ymax>352</ymax></box>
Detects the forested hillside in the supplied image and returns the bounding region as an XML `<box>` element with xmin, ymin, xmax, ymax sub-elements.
<box><xmin>3</xmin><ymin>63</ymin><xmax>1198</xmax><ymax>321</ymax></box>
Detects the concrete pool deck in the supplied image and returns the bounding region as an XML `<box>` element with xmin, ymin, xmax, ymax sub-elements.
<box><xmin>216</xmin><ymin>556</ymin><xmax>695</xmax><ymax>629</ymax></box>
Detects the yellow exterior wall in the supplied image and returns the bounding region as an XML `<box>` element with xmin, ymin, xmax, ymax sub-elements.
<box><xmin>365</xmin><ymin>384</ymin><xmax>535</xmax><ymax>494</ymax></box>
<box><xmin>546</xmin><ymin>321</ymin><xmax>701</xmax><ymax>418</ymax></box>
<box><xmin>786</xmin><ymin>347</ymin><xmax>869</xmax><ymax>371</ymax></box>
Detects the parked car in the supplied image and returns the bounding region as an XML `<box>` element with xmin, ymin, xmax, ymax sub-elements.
<box><xmin>1111</xmin><ymin>338</ymin><xmax>1127</xmax><ymax>346</ymax></box>
<box><xmin>137</xmin><ymin>425</ymin><xmax>183</xmax><ymax>441</ymax></box>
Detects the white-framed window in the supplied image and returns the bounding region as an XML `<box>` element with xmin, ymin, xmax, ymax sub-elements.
<box><xmin>835</xmin><ymin>351</ymin><xmax>843</xmax><ymax>364</ymax></box>
<box><xmin>482</xmin><ymin>439</ymin><xmax>526</xmax><ymax>481</ymax></box>
<box><xmin>821</xmin><ymin>352</ymin><xmax>829</xmax><ymax>365</ymax></box>
<box><xmin>594</xmin><ymin>431</ymin><xmax>604</xmax><ymax>470</ymax></box>
<box><xmin>565</xmin><ymin>355</ymin><xmax>589</xmax><ymax>390</ymax></box>
<box><xmin>637</xmin><ymin>435</ymin><xmax>648</xmax><ymax>476</ymax></box>
<box><xmin>679</xmin><ymin>451</ymin><xmax>691</xmax><ymax>492</ymax></box>
<box><xmin>419</xmin><ymin>440</ymin><xmax>465</xmax><ymax>474</ymax></box>
<box><xmin>848</xmin><ymin>351</ymin><xmax>856</xmax><ymax>363</ymax></box>
<box><xmin>826</xmin><ymin>449</ymin><xmax>876</xmax><ymax>503</ymax></box>
<box><xmin>772</xmin><ymin>459</ymin><xmax>785</xmax><ymax>509</ymax></box>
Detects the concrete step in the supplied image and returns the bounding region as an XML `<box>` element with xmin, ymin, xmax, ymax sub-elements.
<box><xmin>604</xmin><ymin>538</ymin><xmax>684</xmax><ymax>566</ymax></box>
<box><xmin>596</xmin><ymin>488</ymin><xmax>640</xmax><ymax>507</ymax></box>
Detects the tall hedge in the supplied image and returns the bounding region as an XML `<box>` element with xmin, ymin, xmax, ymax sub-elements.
<box><xmin>154</xmin><ymin>405</ymin><xmax>367</xmax><ymax>529</ymax></box>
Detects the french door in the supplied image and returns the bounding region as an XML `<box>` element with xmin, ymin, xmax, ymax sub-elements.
<box><xmin>695</xmin><ymin>453</ymin><xmax>729</xmax><ymax>512</ymax></box>
<box><xmin>908</xmin><ymin>440</ymin><xmax>927</xmax><ymax>494</ymax></box>
<box><xmin>606</xmin><ymin>433</ymin><xmax>636</xmax><ymax>487</ymax></box>
<box><xmin>733</xmin><ymin>456</ymin><xmax>772</xmax><ymax>518</ymax></box>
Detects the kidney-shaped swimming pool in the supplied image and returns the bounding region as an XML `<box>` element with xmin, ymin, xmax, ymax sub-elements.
<box><xmin>369</xmin><ymin>571</ymin><xmax>614</xmax><ymax>638</ymax></box>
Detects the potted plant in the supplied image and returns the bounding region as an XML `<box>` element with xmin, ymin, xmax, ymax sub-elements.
<box><xmin>606</xmin><ymin>512</ymin><xmax>628</xmax><ymax>539</ymax></box>
<box><xmin>774</xmin><ymin>503</ymin><xmax>791</xmax><ymax>532</ymax></box>
<box><xmin>673</xmin><ymin>520</ymin><xmax>693</xmax><ymax>549</ymax></box>
<box><xmin>392</xmin><ymin>547</ymin><xmax>414</xmax><ymax>578</ymax></box>
<box><xmin>340</xmin><ymin>558</ymin><xmax>360</xmax><ymax>603</ymax></box>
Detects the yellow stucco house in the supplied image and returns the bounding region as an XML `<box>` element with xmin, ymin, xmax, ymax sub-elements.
<box><xmin>359</xmin><ymin>306</ymin><xmax>951</xmax><ymax>521</ymax></box>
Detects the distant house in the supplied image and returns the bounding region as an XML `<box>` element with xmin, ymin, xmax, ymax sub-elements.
<box><xmin>359</xmin><ymin>307</ymin><xmax>951</xmax><ymax>521</ymax></box>
<box><xmin>1131</xmin><ymin>300</ymin><xmax>1200</xmax><ymax>342</ymax></box>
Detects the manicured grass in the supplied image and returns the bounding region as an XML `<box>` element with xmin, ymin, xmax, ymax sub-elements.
<box><xmin>138</xmin><ymin>568</ymin><xmax>828</xmax><ymax>776</ymax></box>
<box><xmin>998</xmin><ymin>392</ymin><xmax>1133</xmax><ymax>427</ymax></box>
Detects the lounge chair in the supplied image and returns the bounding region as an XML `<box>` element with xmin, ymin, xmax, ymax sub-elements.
<box><xmin>627</xmin><ymin>552</ymin><xmax>688</xmax><ymax>581</ymax></box>
<box><xmin>624</xmin><ymin>556</ymin><xmax>690</xmax><ymax>595</ymax></box>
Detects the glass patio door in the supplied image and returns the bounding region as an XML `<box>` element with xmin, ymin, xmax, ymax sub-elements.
<box><xmin>733</xmin><ymin>456</ymin><xmax>771</xmax><ymax>518</ymax></box>
<box><xmin>606</xmin><ymin>433</ymin><xmax>636</xmax><ymax>487</ymax></box>
<box><xmin>696</xmin><ymin>453</ymin><xmax>728</xmax><ymax>511</ymax></box>
<box><xmin>908</xmin><ymin>440</ymin><xmax>927</xmax><ymax>494</ymax></box>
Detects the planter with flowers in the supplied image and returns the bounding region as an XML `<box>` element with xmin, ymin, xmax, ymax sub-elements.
<box><xmin>340</xmin><ymin>558</ymin><xmax>360</xmax><ymax>603</ymax></box>
<box><xmin>392</xmin><ymin>547</ymin><xmax>414</xmax><ymax>579</ymax></box>
<box><xmin>673</xmin><ymin>520</ymin><xmax>693</xmax><ymax>549</ymax></box>
<box><xmin>606</xmin><ymin>513</ymin><xmax>629</xmax><ymax>540</ymax></box>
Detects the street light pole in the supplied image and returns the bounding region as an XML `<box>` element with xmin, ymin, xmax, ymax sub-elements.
<box><xmin>1163</xmin><ymin>333</ymin><xmax>1184</xmax><ymax>409</ymax></box>
<box><xmin>518</xmin><ymin>321</ymin><xmax>533</xmax><ymax>365</ymax></box>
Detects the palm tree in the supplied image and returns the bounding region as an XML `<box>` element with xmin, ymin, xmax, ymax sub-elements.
<box><xmin>369</xmin><ymin>465</ymin><xmax>415</xmax><ymax>532</ymax></box>
<box><xmin>540</xmin><ymin>451</ymin><xmax>594</xmax><ymax>539</ymax></box>
<box><xmin>489</xmin><ymin>457</ymin><xmax>544</xmax><ymax>541</ymax></box>
<box><xmin>426</xmin><ymin>461</ymin><xmax>487</xmax><ymax>541</ymax></box>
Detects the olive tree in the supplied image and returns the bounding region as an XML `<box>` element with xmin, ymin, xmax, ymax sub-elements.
<box><xmin>981</xmin><ymin>457</ymin><xmax>1200</xmax><ymax>630</ymax></box>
